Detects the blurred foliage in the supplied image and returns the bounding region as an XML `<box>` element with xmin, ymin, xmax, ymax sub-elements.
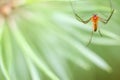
<box><xmin>0</xmin><ymin>0</ymin><xmax>120</xmax><ymax>80</ymax></box>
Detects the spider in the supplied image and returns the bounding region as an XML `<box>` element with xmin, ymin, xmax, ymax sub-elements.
<box><xmin>70</xmin><ymin>0</ymin><xmax>114</xmax><ymax>46</ymax></box>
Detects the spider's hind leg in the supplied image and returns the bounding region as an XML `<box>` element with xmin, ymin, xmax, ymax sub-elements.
<box><xmin>98</xmin><ymin>29</ymin><xmax>103</xmax><ymax>37</ymax></box>
<box><xmin>87</xmin><ymin>31</ymin><xmax>94</xmax><ymax>46</ymax></box>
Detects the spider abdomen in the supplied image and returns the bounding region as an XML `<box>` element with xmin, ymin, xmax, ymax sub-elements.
<box><xmin>93</xmin><ymin>23</ymin><xmax>97</xmax><ymax>31</ymax></box>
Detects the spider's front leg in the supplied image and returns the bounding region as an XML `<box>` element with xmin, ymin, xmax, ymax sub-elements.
<box><xmin>74</xmin><ymin>12</ymin><xmax>91</xmax><ymax>24</ymax></box>
<box><xmin>70</xmin><ymin>1</ymin><xmax>91</xmax><ymax>24</ymax></box>
<box><xmin>100</xmin><ymin>9</ymin><xmax>114</xmax><ymax>24</ymax></box>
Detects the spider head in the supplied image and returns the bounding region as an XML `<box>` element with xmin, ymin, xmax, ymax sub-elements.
<box><xmin>92</xmin><ymin>14</ymin><xmax>99</xmax><ymax>20</ymax></box>
<box><xmin>91</xmin><ymin>14</ymin><xmax>99</xmax><ymax>23</ymax></box>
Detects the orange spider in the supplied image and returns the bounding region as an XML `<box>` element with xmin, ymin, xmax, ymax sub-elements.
<box><xmin>70</xmin><ymin>0</ymin><xmax>114</xmax><ymax>46</ymax></box>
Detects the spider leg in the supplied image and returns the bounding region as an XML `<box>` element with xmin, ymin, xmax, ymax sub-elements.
<box><xmin>100</xmin><ymin>0</ymin><xmax>114</xmax><ymax>24</ymax></box>
<box><xmin>98</xmin><ymin>29</ymin><xmax>103</xmax><ymax>37</ymax></box>
<box><xmin>74</xmin><ymin>13</ymin><xmax>91</xmax><ymax>24</ymax></box>
<box><xmin>70</xmin><ymin>0</ymin><xmax>91</xmax><ymax>24</ymax></box>
<box><xmin>87</xmin><ymin>31</ymin><xmax>94</xmax><ymax>46</ymax></box>
<box><xmin>100</xmin><ymin>9</ymin><xmax>114</xmax><ymax>24</ymax></box>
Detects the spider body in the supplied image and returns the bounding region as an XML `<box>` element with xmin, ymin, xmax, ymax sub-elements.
<box><xmin>91</xmin><ymin>15</ymin><xmax>99</xmax><ymax>32</ymax></box>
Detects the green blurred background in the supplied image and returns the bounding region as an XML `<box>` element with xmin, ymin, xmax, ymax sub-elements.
<box><xmin>0</xmin><ymin>0</ymin><xmax>120</xmax><ymax>80</ymax></box>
